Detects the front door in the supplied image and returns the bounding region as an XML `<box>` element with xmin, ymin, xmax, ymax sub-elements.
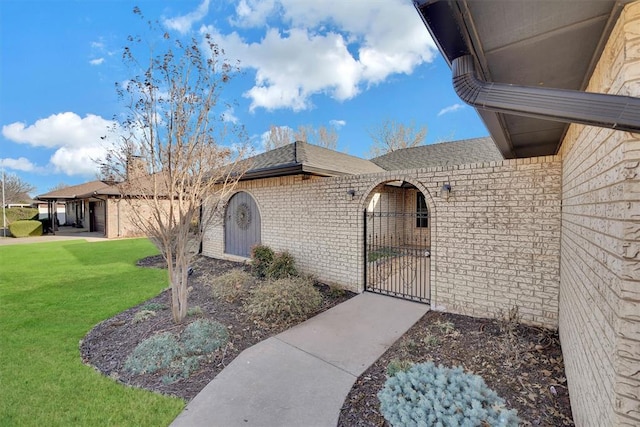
<box><xmin>225</xmin><ymin>192</ymin><xmax>261</xmax><ymax>257</ymax></box>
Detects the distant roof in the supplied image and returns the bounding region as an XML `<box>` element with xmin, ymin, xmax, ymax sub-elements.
<box><xmin>37</xmin><ymin>180</ymin><xmax>119</xmax><ymax>200</ymax></box>
<box><xmin>370</xmin><ymin>137</ymin><xmax>502</xmax><ymax>171</ymax></box>
<box><xmin>241</xmin><ymin>141</ymin><xmax>385</xmax><ymax>180</ymax></box>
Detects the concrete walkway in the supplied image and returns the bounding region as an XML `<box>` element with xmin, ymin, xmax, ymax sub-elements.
<box><xmin>171</xmin><ymin>292</ymin><xmax>429</xmax><ymax>427</ymax></box>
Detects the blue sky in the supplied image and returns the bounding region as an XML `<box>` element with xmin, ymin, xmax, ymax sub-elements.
<box><xmin>0</xmin><ymin>0</ymin><xmax>488</xmax><ymax>196</ymax></box>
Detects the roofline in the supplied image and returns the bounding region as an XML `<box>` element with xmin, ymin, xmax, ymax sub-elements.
<box><xmin>413</xmin><ymin>0</ymin><xmax>633</xmax><ymax>158</ymax></box>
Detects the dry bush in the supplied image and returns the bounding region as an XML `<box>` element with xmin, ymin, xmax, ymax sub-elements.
<box><xmin>244</xmin><ymin>277</ymin><xmax>322</xmax><ymax>327</ymax></box>
<box><xmin>211</xmin><ymin>269</ymin><xmax>255</xmax><ymax>303</ymax></box>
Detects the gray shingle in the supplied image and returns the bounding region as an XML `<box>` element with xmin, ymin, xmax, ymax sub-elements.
<box><xmin>370</xmin><ymin>137</ymin><xmax>503</xmax><ymax>171</ymax></box>
<box><xmin>241</xmin><ymin>141</ymin><xmax>385</xmax><ymax>179</ymax></box>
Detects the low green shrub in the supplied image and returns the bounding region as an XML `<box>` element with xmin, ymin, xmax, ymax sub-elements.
<box><xmin>327</xmin><ymin>284</ymin><xmax>346</xmax><ymax>298</ymax></box>
<box><xmin>434</xmin><ymin>320</ymin><xmax>457</xmax><ymax>335</ymax></box>
<box><xmin>386</xmin><ymin>358</ymin><xmax>414</xmax><ymax>376</ymax></box>
<box><xmin>141</xmin><ymin>302</ymin><xmax>167</xmax><ymax>311</ymax></box>
<box><xmin>211</xmin><ymin>269</ymin><xmax>254</xmax><ymax>303</ymax></box>
<box><xmin>133</xmin><ymin>309</ymin><xmax>157</xmax><ymax>323</ymax></box>
<box><xmin>266</xmin><ymin>251</ymin><xmax>297</xmax><ymax>279</ymax></box>
<box><xmin>250</xmin><ymin>245</ymin><xmax>274</xmax><ymax>278</ymax></box>
<box><xmin>162</xmin><ymin>356</ymin><xmax>201</xmax><ymax>385</ymax></box>
<box><xmin>8</xmin><ymin>220</ymin><xmax>42</xmax><ymax>237</ymax></box>
<box><xmin>124</xmin><ymin>333</ymin><xmax>182</xmax><ymax>375</ymax></box>
<box><xmin>181</xmin><ymin>319</ymin><xmax>229</xmax><ymax>355</ymax></box>
<box><xmin>244</xmin><ymin>277</ymin><xmax>322</xmax><ymax>326</ymax></box>
<box><xmin>5</xmin><ymin>207</ymin><xmax>38</xmax><ymax>224</ymax></box>
<box><xmin>125</xmin><ymin>319</ymin><xmax>229</xmax><ymax>380</ymax></box>
<box><xmin>378</xmin><ymin>362</ymin><xmax>520</xmax><ymax>427</ymax></box>
<box><xmin>186</xmin><ymin>306</ymin><xmax>203</xmax><ymax>317</ymax></box>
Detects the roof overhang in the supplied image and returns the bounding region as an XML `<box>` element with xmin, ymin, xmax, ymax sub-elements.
<box><xmin>415</xmin><ymin>0</ymin><xmax>633</xmax><ymax>158</ymax></box>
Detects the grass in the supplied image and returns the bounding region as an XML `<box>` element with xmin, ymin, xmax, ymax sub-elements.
<box><xmin>367</xmin><ymin>247</ymin><xmax>400</xmax><ymax>262</ymax></box>
<box><xmin>0</xmin><ymin>238</ymin><xmax>185</xmax><ymax>426</ymax></box>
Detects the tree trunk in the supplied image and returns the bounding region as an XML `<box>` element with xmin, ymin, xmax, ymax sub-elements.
<box><xmin>169</xmin><ymin>262</ymin><xmax>189</xmax><ymax>323</ymax></box>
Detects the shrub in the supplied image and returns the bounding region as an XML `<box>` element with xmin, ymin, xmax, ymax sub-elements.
<box><xmin>124</xmin><ymin>333</ymin><xmax>182</xmax><ymax>375</ymax></box>
<box><xmin>244</xmin><ymin>277</ymin><xmax>322</xmax><ymax>326</ymax></box>
<box><xmin>162</xmin><ymin>356</ymin><xmax>201</xmax><ymax>385</ymax></box>
<box><xmin>327</xmin><ymin>284</ymin><xmax>346</xmax><ymax>299</ymax></box>
<box><xmin>378</xmin><ymin>362</ymin><xmax>520</xmax><ymax>427</ymax></box>
<box><xmin>250</xmin><ymin>245</ymin><xmax>274</xmax><ymax>278</ymax></box>
<box><xmin>133</xmin><ymin>309</ymin><xmax>157</xmax><ymax>323</ymax></box>
<box><xmin>386</xmin><ymin>359</ymin><xmax>414</xmax><ymax>376</ymax></box>
<box><xmin>266</xmin><ymin>251</ymin><xmax>297</xmax><ymax>279</ymax></box>
<box><xmin>5</xmin><ymin>207</ymin><xmax>38</xmax><ymax>224</ymax></box>
<box><xmin>211</xmin><ymin>269</ymin><xmax>254</xmax><ymax>303</ymax></box>
<box><xmin>187</xmin><ymin>306</ymin><xmax>203</xmax><ymax>317</ymax></box>
<box><xmin>181</xmin><ymin>319</ymin><xmax>229</xmax><ymax>355</ymax></box>
<box><xmin>141</xmin><ymin>302</ymin><xmax>166</xmax><ymax>311</ymax></box>
<box><xmin>8</xmin><ymin>220</ymin><xmax>42</xmax><ymax>237</ymax></box>
<box><xmin>434</xmin><ymin>320</ymin><xmax>457</xmax><ymax>335</ymax></box>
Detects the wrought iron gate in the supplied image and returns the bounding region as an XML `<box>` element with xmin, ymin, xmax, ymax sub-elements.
<box><xmin>364</xmin><ymin>210</ymin><xmax>430</xmax><ymax>303</ymax></box>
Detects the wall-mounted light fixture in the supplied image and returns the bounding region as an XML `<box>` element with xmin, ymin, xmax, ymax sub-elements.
<box><xmin>441</xmin><ymin>183</ymin><xmax>452</xmax><ymax>200</ymax></box>
<box><xmin>347</xmin><ymin>189</ymin><xmax>356</xmax><ymax>200</ymax></box>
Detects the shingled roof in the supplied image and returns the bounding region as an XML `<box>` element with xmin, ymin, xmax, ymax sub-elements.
<box><xmin>37</xmin><ymin>180</ymin><xmax>120</xmax><ymax>200</ymax></box>
<box><xmin>371</xmin><ymin>137</ymin><xmax>502</xmax><ymax>171</ymax></box>
<box><xmin>241</xmin><ymin>141</ymin><xmax>385</xmax><ymax>180</ymax></box>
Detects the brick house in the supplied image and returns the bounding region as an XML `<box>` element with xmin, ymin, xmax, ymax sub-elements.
<box><xmin>36</xmin><ymin>180</ymin><xmax>155</xmax><ymax>238</ymax></box>
<box><xmin>204</xmin><ymin>1</ymin><xmax>640</xmax><ymax>424</ymax></box>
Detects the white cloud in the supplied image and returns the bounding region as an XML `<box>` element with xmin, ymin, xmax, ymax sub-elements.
<box><xmin>2</xmin><ymin>112</ymin><xmax>117</xmax><ymax>177</ymax></box>
<box><xmin>164</xmin><ymin>0</ymin><xmax>211</xmax><ymax>34</ymax></box>
<box><xmin>437</xmin><ymin>103</ymin><xmax>465</xmax><ymax>116</ymax></box>
<box><xmin>222</xmin><ymin>107</ymin><xmax>238</xmax><ymax>123</ymax></box>
<box><xmin>89</xmin><ymin>58</ymin><xmax>105</xmax><ymax>66</ymax></box>
<box><xmin>200</xmin><ymin>0</ymin><xmax>437</xmax><ymax>111</ymax></box>
<box><xmin>0</xmin><ymin>157</ymin><xmax>37</xmax><ymax>172</ymax></box>
<box><xmin>330</xmin><ymin>119</ymin><xmax>346</xmax><ymax>129</ymax></box>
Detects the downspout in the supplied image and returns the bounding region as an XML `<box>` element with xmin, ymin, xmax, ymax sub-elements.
<box><xmin>452</xmin><ymin>55</ymin><xmax>640</xmax><ymax>133</ymax></box>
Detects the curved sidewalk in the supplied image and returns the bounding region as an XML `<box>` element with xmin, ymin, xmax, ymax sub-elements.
<box><xmin>170</xmin><ymin>292</ymin><xmax>429</xmax><ymax>427</ymax></box>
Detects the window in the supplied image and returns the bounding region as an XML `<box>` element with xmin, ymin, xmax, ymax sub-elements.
<box><xmin>416</xmin><ymin>193</ymin><xmax>428</xmax><ymax>228</ymax></box>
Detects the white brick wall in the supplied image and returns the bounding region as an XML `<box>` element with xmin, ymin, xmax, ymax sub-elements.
<box><xmin>558</xmin><ymin>2</ymin><xmax>640</xmax><ymax>425</ymax></box>
<box><xmin>203</xmin><ymin>156</ymin><xmax>562</xmax><ymax>328</ymax></box>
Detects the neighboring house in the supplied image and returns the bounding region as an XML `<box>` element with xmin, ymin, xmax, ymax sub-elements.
<box><xmin>37</xmin><ymin>180</ymin><xmax>143</xmax><ymax>238</ymax></box>
<box><xmin>204</xmin><ymin>1</ymin><xmax>640</xmax><ymax>424</ymax></box>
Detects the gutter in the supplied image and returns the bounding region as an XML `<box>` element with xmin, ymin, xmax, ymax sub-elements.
<box><xmin>452</xmin><ymin>55</ymin><xmax>640</xmax><ymax>133</ymax></box>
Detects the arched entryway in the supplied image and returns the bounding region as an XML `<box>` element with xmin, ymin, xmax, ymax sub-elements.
<box><xmin>363</xmin><ymin>180</ymin><xmax>432</xmax><ymax>303</ymax></box>
<box><xmin>224</xmin><ymin>191</ymin><xmax>261</xmax><ymax>257</ymax></box>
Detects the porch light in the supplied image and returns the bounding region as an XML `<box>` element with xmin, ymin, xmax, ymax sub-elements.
<box><xmin>441</xmin><ymin>183</ymin><xmax>452</xmax><ymax>200</ymax></box>
<box><xmin>347</xmin><ymin>189</ymin><xmax>356</xmax><ymax>200</ymax></box>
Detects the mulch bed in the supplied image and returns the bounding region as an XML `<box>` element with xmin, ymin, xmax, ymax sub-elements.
<box><xmin>81</xmin><ymin>254</ymin><xmax>574</xmax><ymax>425</ymax></box>
<box><xmin>338</xmin><ymin>310</ymin><xmax>574</xmax><ymax>426</ymax></box>
<box><xmin>80</xmin><ymin>255</ymin><xmax>355</xmax><ymax>400</ymax></box>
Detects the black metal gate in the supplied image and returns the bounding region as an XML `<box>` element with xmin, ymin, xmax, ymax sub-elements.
<box><xmin>364</xmin><ymin>210</ymin><xmax>430</xmax><ymax>303</ymax></box>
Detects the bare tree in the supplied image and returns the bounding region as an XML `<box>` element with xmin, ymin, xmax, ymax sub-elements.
<box><xmin>367</xmin><ymin>119</ymin><xmax>427</xmax><ymax>157</ymax></box>
<box><xmin>101</xmin><ymin>8</ymin><xmax>248</xmax><ymax>323</ymax></box>
<box><xmin>264</xmin><ymin>125</ymin><xmax>295</xmax><ymax>150</ymax></box>
<box><xmin>48</xmin><ymin>182</ymin><xmax>70</xmax><ymax>192</ymax></box>
<box><xmin>265</xmin><ymin>124</ymin><xmax>339</xmax><ymax>150</ymax></box>
<box><xmin>2</xmin><ymin>173</ymin><xmax>35</xmax><ymax>204</ymax></box>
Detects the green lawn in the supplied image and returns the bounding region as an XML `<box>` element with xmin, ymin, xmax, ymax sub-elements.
<box><xmin>0</xmin><ymin>239</ymin><xmax>185</xmax><ymax>426</ymax></box>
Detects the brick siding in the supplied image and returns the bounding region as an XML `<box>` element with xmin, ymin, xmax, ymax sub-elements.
<box><xmin>203</xmin><ymin>156</ymin><xmax>562</xmax><ymax>328</ymax></box>
<box><xmin>558</xmin><ymin>2</ymin><xmax>640</xmax><ymax>425</ymax></box>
